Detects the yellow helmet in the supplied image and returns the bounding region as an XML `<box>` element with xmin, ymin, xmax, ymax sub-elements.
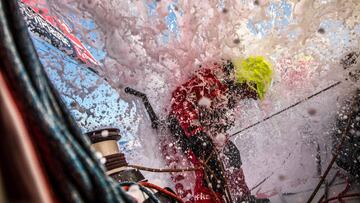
<box><xmin>232</xmin><ymin>56</ymin><xmax>273</xmax><ymax>100</ymax></box>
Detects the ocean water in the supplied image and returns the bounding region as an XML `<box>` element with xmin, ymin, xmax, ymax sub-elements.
<box><xmin>30</xmin><ymin>0</ymin><xmax>360</xmax><ymax>202</ymax></box>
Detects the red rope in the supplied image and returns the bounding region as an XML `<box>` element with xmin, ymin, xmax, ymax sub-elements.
<box><xmin>139</xmin><ymin>182</ymin><xmax>185</xmax><ymax>203</ymax></box>
<box><xmin>337</xmin><ymin>177</ymin><xmax>351</xmax><ymax>203</ymax></box>
<box><xmin>322</xmin><ymin>193</ymin><xmax>360</xmax><ymax>203</ymax></box>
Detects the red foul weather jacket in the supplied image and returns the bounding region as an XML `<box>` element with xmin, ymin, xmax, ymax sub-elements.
<box><xmin>167</xmin><ymin>62</ymin><xmax>250</xmax><ymax>203</ymax></box>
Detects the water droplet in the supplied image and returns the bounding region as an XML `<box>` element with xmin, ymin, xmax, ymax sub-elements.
<box><xmin>101</xmin><ymin>130</ymin><xmax>109</xmax><ymax>137</ymax></box>
<box><xmin>95</xmin><ymin>152</ymin><xmax>103</xmax><ymax>159</ymax></box>
<box><xmin>318</xmin><ymin>28</ymin><xmax>325</xmax><ymax>34</ymax></box>
<box><xmin>307</xmin><ymin>108</ymin><xmax>317</xmax><ymax>116</ymax></box>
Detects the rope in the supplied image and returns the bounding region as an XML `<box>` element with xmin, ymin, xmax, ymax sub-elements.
<box><xmin>0</xmin><ymin>0</ymin><xmax>133</xmax><ymax>202</ymax></box>
<box><xmin>322</xmin><ymin>193</ymin><xmax>360</xmax><ymax>203</ymax></box>
<box><xmin>306</xmin><ymin>95</ymin><xmax>357</xmax><ymax>203</ymax></box>
<box><xmin>230</xmin><ymin>81</ymin><xmax>341</xmax><ymax>138</ymax></box>
<box><xmin>127</xmin><ymin>164</ymin><xmax>199</xmax><ymax>173</ymax></box>
<box><xmin>139</xmin><ymin>182</ymin><xmax>185</xmax><ymax>203</ymax></box>
<box><xmin>119</xmin><ymin>182</ymin><xmax>161</xmax><ymax>203</ymax></box>
<box><xmin>105</xmin><ymin>153</ymin><xmax>128</xmax><ymax>171</ymax></box>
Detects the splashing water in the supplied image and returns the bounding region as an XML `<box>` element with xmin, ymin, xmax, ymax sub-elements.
<box><xmin>29</xmin><ymin>0</ymin><xmax>360</xmax><ymax>202</ymax></box>
<box><xmin>45</xmin><ymin>0</ymin><xmax>360</xmax><ymax>99</ymax></box>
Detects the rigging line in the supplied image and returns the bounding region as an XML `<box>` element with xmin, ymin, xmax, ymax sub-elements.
<box><xmin>306</xmin><ymin>94</ymin><xmax>357</xmax><ymax>203</ymax></box>
<box><xmin>250</xmin><ymin>151</ymin><xmax>292</xmax><ymax>191</ymax></box>
<box><xmin>250</xmin><ymin>172</ymin><xmax>274</xmax><ymax>191</ymax></box>
<box><xmin>229</xmin><ymin>81</ymin><xmax>341</xmax><ymax>138</ymax></box>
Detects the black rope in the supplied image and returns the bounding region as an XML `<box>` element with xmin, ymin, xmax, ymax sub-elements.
<box><xmin>230</xmin><ymin>81</ymin><xmax>341</xmax><ymax>138</ymax></box>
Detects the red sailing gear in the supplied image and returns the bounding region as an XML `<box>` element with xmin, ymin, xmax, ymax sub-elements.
<box><xmin>166</xmin><ymin>62</ymin><xmax>251</xmax><ymax>203</ymax></box>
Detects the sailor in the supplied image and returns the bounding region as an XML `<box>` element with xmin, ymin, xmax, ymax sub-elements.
<box><xmin>167</xmin><ymin>56</ymin><xmax>273</xmax><ymax>202</ymax></box>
